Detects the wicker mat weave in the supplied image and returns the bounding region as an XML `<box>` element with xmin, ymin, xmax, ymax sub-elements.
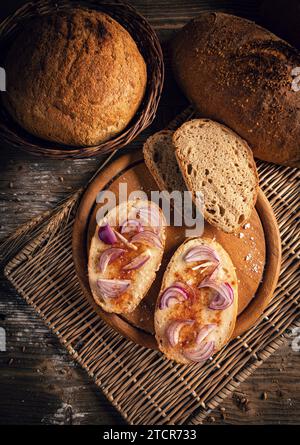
<box><xmin>1</xmin><ymin>108</ymin><xmax>300</xmax><ymax>425</ymax></box>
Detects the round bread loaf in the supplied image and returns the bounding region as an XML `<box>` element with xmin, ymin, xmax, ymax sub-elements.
<box><xmin>4</xmin><ymin>9</ymin><xmax>147</xmax><ymax>146</ymax></box>
<box><xmin>171</xmin><ymin>13</ymin><xmax>300</xmax><ymax>167</ymax></box>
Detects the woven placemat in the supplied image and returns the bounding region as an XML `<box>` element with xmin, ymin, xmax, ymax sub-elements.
<box><xmin>1</xmin><ymin>108</ymin><xmax>299</xmax><ymax>425</ymax></box>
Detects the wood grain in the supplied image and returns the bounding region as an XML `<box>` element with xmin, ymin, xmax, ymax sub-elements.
<box><xmin>1</xmin><ymin>0</ymin><xmax>299</xmax><ymax>426</ymax></box>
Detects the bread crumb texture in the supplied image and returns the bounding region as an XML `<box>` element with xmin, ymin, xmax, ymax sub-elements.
<box><xmin>4</xmin><ymin>8</ymin><xmax>147</xmax><ymax>146</ymax></box>
<box><xmin>173</xmin><ymin>119</ymin><xmax>259</xmax><ymax>233</ymax></box>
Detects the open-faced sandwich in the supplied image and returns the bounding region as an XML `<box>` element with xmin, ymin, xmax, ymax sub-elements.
<box><xmin>88</xmin><ymin>199</ymin><xmax>166</xmax><ymax>314</ymax></box>
<box><xmin>155</xmin><ymin>237</ymin><xmax>238</xmax><ymax>364</ymax></box>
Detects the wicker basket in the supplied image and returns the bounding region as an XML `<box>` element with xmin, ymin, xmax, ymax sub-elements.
<box><xmin>0</xmin><ymin>0</ymin><xmax>164</xmax><ymax>159</ymax></box>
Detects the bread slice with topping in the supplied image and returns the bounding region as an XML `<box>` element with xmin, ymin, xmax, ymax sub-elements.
<box><xmin>155</xmin><ymin>237</ymin><xmax>238</xmax><ymax>364</ymax></box>
<box><xmin>88</xmin><ymin>199</ymin><xmax>166</xmax><ymax>314</ymax></box>
<box><xmin>173</xmin><ymin>119</ymin><xmax>259</xmax><ymax>233</ymax></box>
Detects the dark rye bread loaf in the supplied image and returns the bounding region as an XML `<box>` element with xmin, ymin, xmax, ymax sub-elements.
<box><xmin>4</xmin><ymin>9</ymin><xmax>147</xmax><ymax>146</ymax></box>
<box><xmin>171</xmin><ymin>13</ymin><xmax>300</xmax><ymax>167</ymax></box>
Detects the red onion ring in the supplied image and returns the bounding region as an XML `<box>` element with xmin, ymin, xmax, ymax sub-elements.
<box><xmin>97</xmin><ymin>279</ymin><xmax>130</xmax><ymax>298</ymax></box>
<box><xmin>98</xmin><ymin>224</ymin><xmax>117</xmax><ymax>245</ymax></box>
<box><xmin>123</xmin><ymin>253</ymin><xmax>150</xmax><ymax>271</ymax></box>
<box><xmin>98</xmin><ymin>248</ymin><xmax>125</xmax><ymax>273</ymax></box>
<box><xmin>198</xmin><ymin>279</ymin><xmax>234</xmax><ymax>310</ymax></box>
<box><xmin>159</xmin><ymin>283</ymin><xmax>190</xmax><ymax>309</ymax></box>
<box><xmin>184</xmin><ymin>245</ymin><xmax>220</xmax><ymax>265</ymax></box>
<box><xmin>195</xmin><ymin>324</ymin><xmax>217</xmax><ymax>344</ymax></box>
<box><xmin>131</xmin><ymin>230</ymin><xmax>163</xmax><ymax>249</ymax></box>
<box><xmin>183</xmin><ymin>324</ymin><xmax>216</xmax><ymax>362</ymax></box>
<box><xmin>183</xmin><ymin>340</ymin><xmax>215</xmax><ymax>362</ymax></box>
<box><xmin>166</xmin><ymin>319</ymin><xmax>194</xmax><ymax>347</ymax></box>
<box><xmin>173</xmin><ymin>281</ymin><xmax>196</xmax><ymax>299</ymax></box>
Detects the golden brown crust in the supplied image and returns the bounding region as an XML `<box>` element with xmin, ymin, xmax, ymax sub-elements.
<box><xmin>4</xmin><ymin>8</ymin><xmax>147</xmax><ymax>146</ymax></box>
<box><xmin>171</xmin><ymin>12</ymin><xmax>300</xmax><ymax>167</ymax></box>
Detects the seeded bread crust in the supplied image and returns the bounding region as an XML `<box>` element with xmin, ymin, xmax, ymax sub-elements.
<box><xmin>173</xmin><ymin>119</ymin><xmax>259</xmax><ymax>233</ymax></box>
<box><xmin>4</xmin><ymin>8</ymin><xmax>147</xmax><ymax>146</ymax></box>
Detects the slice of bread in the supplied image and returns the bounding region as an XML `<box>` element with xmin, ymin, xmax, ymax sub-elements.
<box><xmin>155</xmin><ymin>237</ymin><xmax>238</xmax><ymax>364</ymax></box>
<box><xmin>88</xmin><ymin>199</ymin><xmax>166</xmax><ymax>314</ymax></box>
<box><xmin>173</xmin><ymin>119</ymin><xmax>259</xmax><ymax>233</ymax></box>
<box><xmin>143</xmin><ymin>130</ymin><xmax>186</xmax><ymax>193</ymax></box>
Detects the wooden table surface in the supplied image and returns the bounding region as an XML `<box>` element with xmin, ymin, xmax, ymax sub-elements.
<box><xmin>0</xmin><ymin>0</ymin><xmax>300</xmax><ymax>425</ymax></box>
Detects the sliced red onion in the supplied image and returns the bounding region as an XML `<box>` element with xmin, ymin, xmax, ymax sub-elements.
<box><xmin>98</xmin><ymin>248</ymin><xmax>125</xmax><ymax>273</ymax></box>
<box><xmin>198</xmin><ymin>279</ymin><xmax>234</xmax><ymax>310</ymax></box>
<box><xmin>159</xmin><ymin>283</ymin><xmax>190</xmax><ymax>309</ymax></box>
<box><xmin>183</xmin><ymin>324</ymin><xmax>216</xmax><ymax>362</ymax></box>
<box><xmin>183</xmin><ymin>340</ymin><xmax>215</xmax><ymax>362</ymax></box>
<box><xmin>166</xmin><ymin>319</ymin><xmax>194</xmax><ymax>347</ymax></box>
<box><xmin>174</xmin><ymin>281</ymin><xmax>196</xmax><ymax>299</ymax></box>
<box><xmin>184</xmin><ymin>245</ymin><xmax>220</xmax><ymax>264</ymax></box>
<box><xmin>98</xmin><ymin>224</ymin><xmax>117</xmax><ymax>245</ymax></box>
<box><xmin>194</xmin><ymin>323</ymin><xmax>217</xmax><ymax>344</ymax></box>
<box><xmin>131</xmin><ymin>230</ymin><xmax>163</xmax><ymax>249</ymax></box>
<box><xmin>97</xmin><ymin>279</ymin><xmax>130</xmax><ymax>298</ymax></box>
<box><xmin>120</xmin><ymin>219</ymin><xmax>143</xmax><ymax>234</ymax></box>
<box><xmin>123</xmin><ymin>253</ymin><xmax>150</xmax><ymax>271</ymax></box>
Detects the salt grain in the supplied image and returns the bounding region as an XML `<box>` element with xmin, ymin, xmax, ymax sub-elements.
<box><xmin>245</xmin><ymin>253</ymin><xmax>252</xmax><ymax>261</ymax></box>
<box><xmin>238</xmin><ymin>233</ymin><xmax>244</xmax><ymax>239</ymax></box>
<box><xmin>243</xmin><ymin>223</ymin><xmax>251</xmax><ymax>229</ymax></box>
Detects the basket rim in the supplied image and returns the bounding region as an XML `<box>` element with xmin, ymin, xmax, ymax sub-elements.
<box><xmin>0</xmin><ymin>0</ymin><xmax>164</xmax><ymax>159</ymax></box>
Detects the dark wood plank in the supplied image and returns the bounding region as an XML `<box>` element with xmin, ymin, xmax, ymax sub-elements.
<box><xmin>1</xmin><ymin>0</ymin><xmax>300</xmax><ymax>426</ymax></box>
<box><xmin>0</xmin><ymin>282</ymin><xmax>125</xmax><ymax>425</ymax></box>
<box><xmin>203</xmin><ymin>344</ymin><xmax>300</xmax><ymax>425</ymax></box>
